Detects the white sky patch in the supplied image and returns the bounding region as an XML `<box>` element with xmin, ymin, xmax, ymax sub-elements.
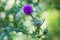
<box><xmin>0</xmin><ymin>12</ymin><xmax>6</xmax><ymax>19</ymax></box>
<box><xmin>13</xmin><ymin>31</ymin><xmax>16</xmax><ymax>34</ymax></box>
<box><xmin>16</xmin><ymin>0</ymin><xmax>20</xmax><ymax>5</ymax></box>
<box><xmin>1</xmin><ymin>0</ymin><xmax>6</xmax><ymax>2</ymax></box>
<box><xmin>5</xmin><ymin>0</ymin><xmax>15</xmax><ymax>10</ymax></box>
<box><xmin>17</xmin><ymin>32</ymin><xmax>23</xmax><ymax>35</ymax></box>
<box><xmin>9</xmin><ymin>14</ymin><xmax>13</xmax><ymax>21</ymax></box>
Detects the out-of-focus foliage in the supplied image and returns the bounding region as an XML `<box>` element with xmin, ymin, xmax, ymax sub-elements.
<box><xmin>0</xmin><ymin>0</ymin><xmax>60</xmax><ymax>40</ymax></box>
<box><xmin>42</xmin><ymin>9</ymin><xmax>60</xmax><ymax>40</ymax></box>
<box><xmin>46</xmin><ymin>0</ymin><xmax>60</xmax><ymax>10</ymax></box>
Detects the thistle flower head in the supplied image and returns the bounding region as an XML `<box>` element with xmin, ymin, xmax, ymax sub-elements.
<box><xmin>22</xmin><ymin>4</ymin><xmax>33</xmax><ymax>15</ymax></box>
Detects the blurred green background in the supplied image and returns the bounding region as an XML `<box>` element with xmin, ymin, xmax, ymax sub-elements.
<box><xmin>0</xmin><ymin>0</ymin><xmax>60</xmax><ymax>40</ymax></box>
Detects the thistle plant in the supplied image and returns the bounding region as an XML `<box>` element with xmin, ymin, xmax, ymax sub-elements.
<box><xmin>0</xmin><ymin>0</ymin><xmax>48</xmax><ymax>40</ymax></box>
<box><xmin>22</xmin><ymin>4</ymin><xmax>48</xmax><ymax>40</ymax></box>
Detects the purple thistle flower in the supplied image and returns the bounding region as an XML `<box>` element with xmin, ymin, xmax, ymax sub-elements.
<box><xmin>22</xmin><ymin>4</ymin><xmax>33</xmax><ymax>15</ymax></box>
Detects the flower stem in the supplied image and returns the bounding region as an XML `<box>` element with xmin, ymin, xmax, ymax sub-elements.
<box><xmin>37</xmin><ymin>26</ymin><xmax>40</xmax><ymax>40</ymax></box>
<box><xmin>5</xmin><ymin>12</ymin><xmax>9</xmax><ymax>27</ymax></box>
<box><xmin>13</xmin><ymin>0</ymin><xmax>18</xmax><ymax>28</ymax></box>
<box><xmin>30</xmin><ymin>15</ymin><xmax>40</xmax><ymax>40</ymax></box>
<box><xmin>0</xmin><ymin>12</ymin><xmax>1</xmax><ymax>27</ymax></box>
<box><xmin>27</xmin><ymin>35</ymin><xmax>29</xmax><ymax>40</ymax></box>
<box><xmin>13</xmin><ymin>13</ymin><xmax>17</xmax><ymax>27</ymax></box>
<box><xmin>30</xmin><ymin>14</ymin><xmax>34</xmax><ymax>18</ymax></box>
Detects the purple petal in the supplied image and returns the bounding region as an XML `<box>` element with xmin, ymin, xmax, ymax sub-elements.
<box><xmin>22</xmin><ymin>4</ymin><xmax>33</xmax><ymax>15</ymax></box>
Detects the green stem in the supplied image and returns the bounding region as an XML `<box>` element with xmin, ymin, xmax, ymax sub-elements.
<box><xmin>37</xmin><ymin>26</ymin><xmax>40</xmax><ymax>40</ymax></box>
<box><xmin>30</xmin><ymin>14</ymin><xmax>34</xmax><ymax>18</ymax></box>
<box><xmin>0</xmin><ymin>12</ymin><xmax>4</xmax><ymax>27</ymax></box>
<box><xmin>30</xmin><ymin>15</ymin><xmax>40</xmax><ymax>40</ymax></box>
<box><xmin>5</xmin><ymin>13</ymin><xmax>9</xmax><ymax>26</ymax></box>
<box><xmin>13</xmin><ymin>0</ymin><xmax>17</xmax><ymax>27</ymax></box>
<box><xmin>38</xmin><ymin>0</ymin><xmax>40</xmax><ymax>2</ymax></box>
<box><xmin>0</xmin><ymin>12</ymin><xmax>2</xmax><ymax>28</ymax></box>
<box><xmin>13</xmin><ymin>13</ymin><xmax>17</xmax><ymax>27</ymax></box>
<box><xmin>27</xmin><ymin>35</ymin><xmax>29</xmax><ymax>40</ymax></box>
